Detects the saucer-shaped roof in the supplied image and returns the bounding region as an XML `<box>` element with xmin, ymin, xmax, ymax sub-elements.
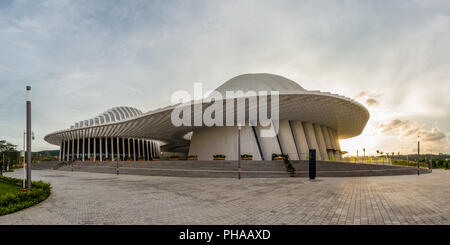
<box><xmin>44</xmin><ymin>73</ymin><xmax>370</xmax><ymax>153</ymax></box>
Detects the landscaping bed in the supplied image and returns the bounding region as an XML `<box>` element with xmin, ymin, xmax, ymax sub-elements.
<box><xmin>0</xmin><ymin>176</ymin><xmax>51</xmax><ymax>216</ymax></box>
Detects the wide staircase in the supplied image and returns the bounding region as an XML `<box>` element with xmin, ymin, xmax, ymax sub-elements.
<box><xmin>35</xmin><ymin>160</ymin><xmax>432</xmax><ymax>178</ymax></box>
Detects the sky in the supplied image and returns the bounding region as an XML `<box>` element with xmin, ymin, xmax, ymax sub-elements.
<box><xmin>0</xmin><ymin>0</ymin><xmax>449</xmax><ymax>155</ymax></box>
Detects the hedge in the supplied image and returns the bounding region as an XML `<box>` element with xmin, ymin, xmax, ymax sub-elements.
<box><xmin>0</xmin><ymin>176</ymin><xmax>51</xmax><ymax>216</ymax></box>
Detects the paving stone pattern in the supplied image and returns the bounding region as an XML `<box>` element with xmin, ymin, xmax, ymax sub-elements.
<box><xmin>0</xmin><ymin>169</ymin><xmax>448</xmax><ymax>225</ymax></box>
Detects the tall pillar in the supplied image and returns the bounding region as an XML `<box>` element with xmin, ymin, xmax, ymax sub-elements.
<box><xmin>105</xmin><ymin>137</ymin><xmax>108</xmax><ymax>160</ymax></box>
<box><xmin>61</xmin><ymin>140</ymin><xmax>65</xmax><ymax>161</ymax></box>
<box><xmin>111</xmin><ymin>137</ymin><xmax>114</xmax><ymax>161</ymax></box>
<box><xmin>122</xmin><ymin>138</ymin><xmax>125</xmax><ymax>161</ymax></box>
<box><xmin>77</xmin><ymin>136</ymin><xmax>80</xmax><ymax>160</ymax></box>
<box><xmin>82</xmin><ymin>136</ymin><xmax>85</xmax><ymax>161</ymax></box>
<box><xmin>290</xmin><ymin>121</ymin><xmax>309</xmax><ymax>160</ymax></box>
<box><xmin>302</xmin><ymin>122</ymin><xmax>322</xmax><ymax>160</ymax></box>
<box><xmin>100</xmin><ymin>137</ymin><xmax>103</xmax><ymax>161</ymax></box>
<box><xmin>133</xmin><ymin>139</ymin><xmax>136</xmax><ymax>161</ymax></box>
<box><xmin>137</xmin><ymin>139</ymin><xmax>141</xmax><ymax>158</ymax></box>
<box><xmin>147</xmin><ymin>140</ymin><xmax>150</xmax><ymax>161</ymax></box>
<box><xmin>87</xmin><ymin>138</ymin><xmax>91</xmax><ymax>161</ymax></box>
<box><xmin>128</xmin><ymin>138</ymin><xmax>131</xmax><ymax>158</ymax></box>
<box><xmin>72</xmin><ymin>138</ymin><xmax>75</xmax><ymax>161</ymax></box>
<box><xmin>93</xmin><ymin>138</ymin><xmax>96</xmax><ymax>161</ymax></box>
<box><xmin>327</xmin><ymin>127</ymin><xmax>337</xmax><ymax>150</ymax></box>
<box><xmin>314</xmin><ymin>123</ymin><xmax>329</xmax><ymax>160</ymax></box>
<box><xmin>66</xmin><ymin>140</ymin><xmax>70</xmax><ymax>162</ymax></box>
<box><xmin>117</xmin><ymin>137</ymin><xmax>120</xmax><ymax>161</ymax></box>
<box><xmin>321</xmin><ymin>126</ymin><xmax>334</xmax><ymax>161</ymax></box>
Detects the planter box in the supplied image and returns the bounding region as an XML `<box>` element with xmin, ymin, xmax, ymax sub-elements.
<box><xmin>138</xmin><ymin>159</ymin><xmax>145</xmax><ymax>162</ymax></box>
<box><xmin>152</xmin><ymin>158</ymin><xmax>160</xmax><ymax>161</ymax></box>
<box><xmin>126</xmin><ymin>159</ymin><xmax>132</xmax><ymax>162</ymax></box>
<box><xmin>169</xmin><ymin>158</ymin><xmax>179</xmax><ymax>161</ymax></box>
<box><xmin>273</xmin><ymin>157</ymin><xmax>285</xmax><ymax>160</ymax></box>
<box><xmin>187</xmin><ymin>158</ymin><xmax>198</xmax><ymax>161</ymax></box>
<box><xmin>241</xmin><ymin>158</ymin><xmax>252</xmax><ymax>160</ymax></box>
<box><xmin>214</xmin><ymin>158</ymin><xmax>226</xmax><ymax>160</ymax></box>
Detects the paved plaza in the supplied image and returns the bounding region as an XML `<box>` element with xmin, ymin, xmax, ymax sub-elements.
<box><xmin>1</xmin><ymin>169</ymin><xmax>449</xmax><ymax>225</ymax></box>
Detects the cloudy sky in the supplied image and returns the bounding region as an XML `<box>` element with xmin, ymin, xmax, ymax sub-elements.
<box><xmin>0</xmin><ymin>0</ymin><xmax>449</xmax><ymax>155</ymax></box>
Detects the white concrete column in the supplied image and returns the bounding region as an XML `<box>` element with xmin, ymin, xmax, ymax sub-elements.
<box><xmin>87</xmin><ymin>138</ymin><xmax>91</xmax><ymax>161</ymax></box>
<box><xmin>147</xmin><ymin>140</ymin><xmax>150</xmax><ymax>161</ymax></box>
<box><xmin>302</xmin><ymin>122</ymin><xmax>322</xmax><ymax>160</ymax></box>
<box><xmin>82</xmin><ymin>137</ymin><xmax>85</xmax><ymax>161</ymax></box>
<box><xmin>105</xmin><ymin>137</ymin><xmax>108</xmax><ymax>160</ymax></box>
<box><xmin>314</xmin><ymin>123</ymin><xmax>329</xmax><ymax>160</ymax></box>
<box><xmin>122</xmin><ymin>138</ymin><xmax>125</xmax><ymax>161</ymax></box>
<box><xmin>99</xmin><ymin>137</ymin><xmax>103</xmax><ymax>161</ymax></box>
<box><xmin>278</xmin><ymin>120</ymin><xmax>299</xmax><ymax>160</ymax></box>
<box><xmin>71</xmin><ymin>138</ymin><xmax>75</xmax><ymax>161</ymax></box>
<box><xmin>116</xmin><ymin>137</ymin><xmax>120</xmax><ymax>161</ymax></box>
<box><xmin>66</xmin><ymin>140</ymin><xmax>69</xmax><ymax>162</ymax></box>
<box><xmin>290</xmin><ymin>121</ymin><xmax>309</xmax><ymax>160</ymax></box>
<box><xmin>133</xmin><ymin>139</ymin><xmax>136</xmax><ymax>161</ymax></box>
<box><xmin>137</xmin><ymin>139</ymin><xmax>141</xmax><ymax>158</ymax></box>
<box><xmin>77</xmin><ymin>136</ymin><xmax>80</xmax><ymax>160</ymax></box>
<box><xmin>93</xmin><ymin>138</ymin><xmax>96</xmax><ymax>161</ymax></box>
<box><xmin>327</xmin><ymin>127</ymin><xmax>337</xmax><ymax>150</ymax></box>
<box><xmin>61</xmin><ymin>141</ymin><xmax>65</xmax><ymax>161</ymax></box>
<box><xmin>149</xmin><ymin>141</ymin><xmax>153</xmax><ymax>158</ymax></box>
<box><xmin>321</xmin><ymin>125</ymin><xmax>332</xmax><ymax>150</ymax></box>
<box><xmin>127</xmin><ymin>138</ymin><xmax>131</xmax><ymax>158</ymax></box>
<box><xmin>111</xmin><ymin>137</ymin><xmax>114</xmax><ymax>161</ymax></box>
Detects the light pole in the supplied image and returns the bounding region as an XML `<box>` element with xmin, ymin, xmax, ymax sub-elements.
<box><xmin>26</xmin><ymin>86</ymin><xmax>32</xmax><ymax>190</ymax></box>
<box><xmin>237</xmin><ymin>123</ymin><xmax>241</xmax><ymax>180</ymax></box>
<box><xmin>417</xmin><ymin>136</ymin><xmax>420</xmax><ymax>176</ymax></box>
<box><xmin>363</xmin><ymin>148</ymin><xmax>365</xmax><ymax>163</ymax></box>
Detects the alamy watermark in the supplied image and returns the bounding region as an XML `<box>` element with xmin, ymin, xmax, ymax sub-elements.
<box><xmin>170</xmin><ymin>83</ymin><xmax>280</xmax><ymax>137</ymax></box>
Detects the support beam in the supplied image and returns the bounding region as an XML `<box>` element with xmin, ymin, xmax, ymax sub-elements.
<box><xmin>82</xmin><ymin>136</ymin><xmax>85</xmax><ymax>162</ymax></box>
<box><xmin>100</xmin><ymin>137</ymin><xmax>103</xmax><ymax>161</ymax></box>
<box><xmin>313</xmin><ymin>123</ymin><xmax>329</xmax><ymax>160</ymax></box>
<box><xmin>133</xmin><ymin>139</ymin><xmax>136</xmax><ymax>161</ymax></box>
<box><xmin>289</xmin><ymin>121</ymin><xmax>309</xmax><ymax>160</ymax></box>
<box><xmin>59</xmin><ymin>141</ymin><xmax>62</xmax><ymax>161</ymax></box>
<box><xmin>62</xmin><ymin>140</ymin><xmax>65</xmax><ymax>162</ymax></box>
<box><xmin>302</xmin><ymin>122</ymin><xmax>322</xmax><ymax>161</ymax></box>
<box><xmin>93</xmin><ymin>137</ymin><xmax>96</xmax><ymax>161</ymax></box>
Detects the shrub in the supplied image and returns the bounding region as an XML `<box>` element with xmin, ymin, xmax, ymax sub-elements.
<box><xmin>0</xmin><ymin>176</ymin><xmax>51</xmax><ymax>216</ymax></box>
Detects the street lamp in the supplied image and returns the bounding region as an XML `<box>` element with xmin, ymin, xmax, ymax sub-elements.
<box><xmin>237</xmin><ymin>123</ymin><xmax>241</xmax><ymax>180</ymax></box>
<box><xmin>26</xmin><ymin>86</ymin><xmax>32</xmax><ymax>190</ymax></box>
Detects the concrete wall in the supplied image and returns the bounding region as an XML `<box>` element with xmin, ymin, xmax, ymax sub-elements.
<box><xmin>188</xmin><ymin>126</ymin><xmax>261</xmax><ymax>160</ymax></box>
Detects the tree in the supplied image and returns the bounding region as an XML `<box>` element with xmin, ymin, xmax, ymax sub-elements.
<box><xmin>0</xmin><ymin>140</ymin><xmax>19</xmax><ymax>170</ymax></box>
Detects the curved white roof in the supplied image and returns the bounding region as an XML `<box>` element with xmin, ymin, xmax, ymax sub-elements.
<box><xmin>215</xmin><ymin>73</ymin><xmax>305</xmax><ymax>94</ymax></box>
<box><xmin>70</xmin><ymin>106</ymin><xmax>142</xmax><ymax>129</ymax></box>
<box><xmin>45</xmin><ymin>73</ymin><xmax>370</xmax><ymax>153</ymax></box>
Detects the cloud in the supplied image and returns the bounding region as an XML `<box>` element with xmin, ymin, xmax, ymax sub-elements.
<box><xmin>378</xmin><ymin>118</ymin><xmax>447</xmax><ymax>142</ymax></box>
<box><xmin>365</xmin><ymin>98</ymin><xmax>379</xmax><ymax>106</ymax></box>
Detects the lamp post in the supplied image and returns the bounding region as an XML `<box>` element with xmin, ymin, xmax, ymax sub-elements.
<box><xmin>25</xmin><ymin>86</ymin><xmax>33</xmax><ymax>190</ymax></box>
<box><xmin>417</xmin><ymin>136</ymin><xmax>420</xmax><ymax>176</ymax></box>
<box><xmin>237</xmin><ymin>123</ymin><xmax>241</xmax><ymax>180</ymax></box>
<box><xmin>363</xmin><ymin>148</ymin><xmax>366</xmax><ymax>163</ymax></box>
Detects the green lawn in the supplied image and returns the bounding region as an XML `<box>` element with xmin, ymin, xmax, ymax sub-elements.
<box><xmin>0</xmin><ymin>182</ymin><xmax>21</xmax><ymax>195</ymax></box>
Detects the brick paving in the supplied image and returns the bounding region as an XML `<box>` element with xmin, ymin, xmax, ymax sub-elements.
<box><xmin>0</xmin><ymin>169</ymin><xmax>449</xmax><ymax>225</ymax></box>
